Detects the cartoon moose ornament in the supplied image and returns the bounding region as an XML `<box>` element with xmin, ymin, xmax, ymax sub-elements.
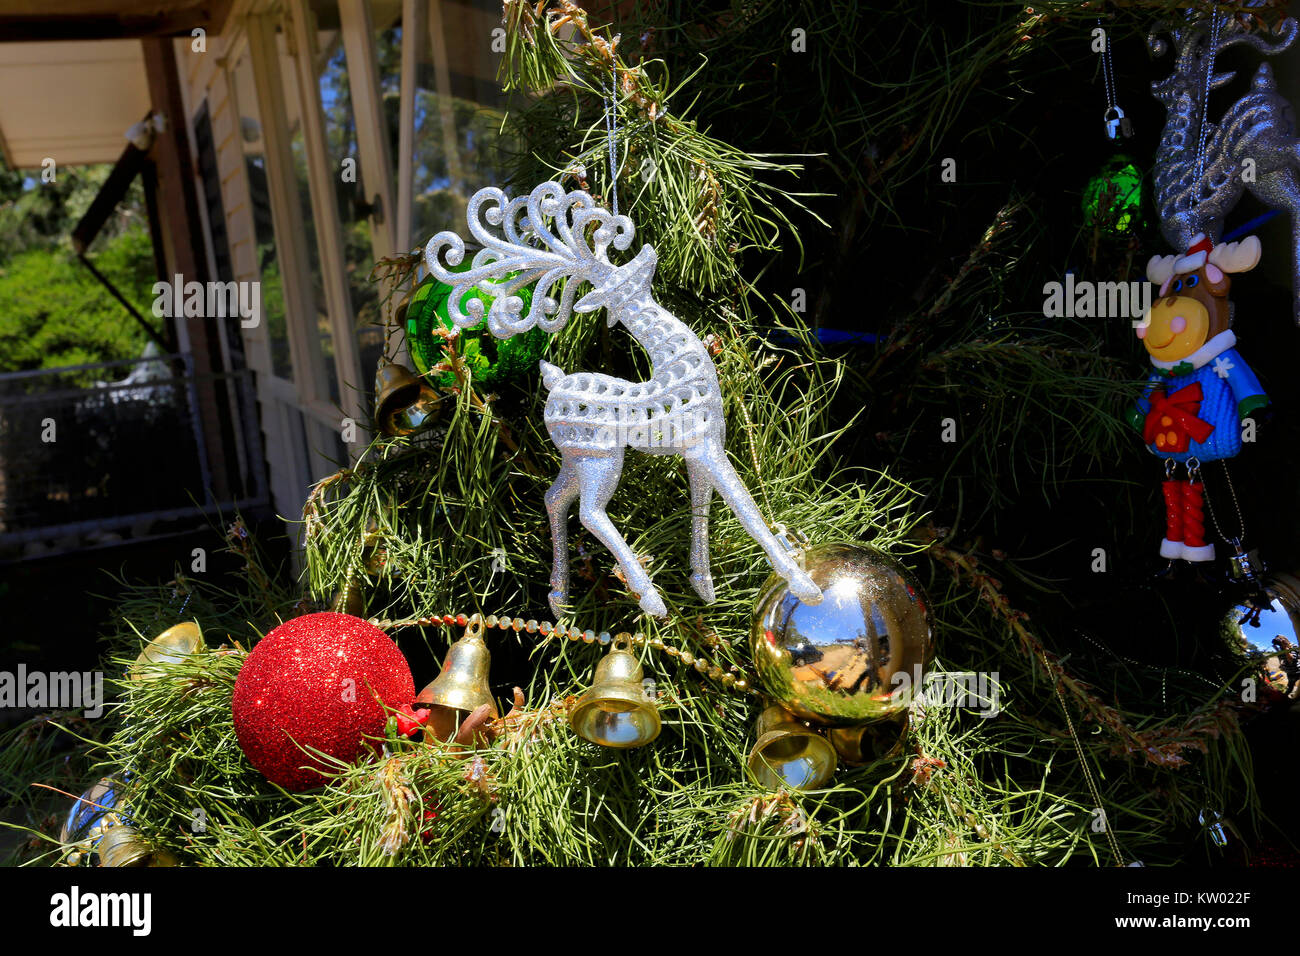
<box><xmin>1131</xmin><ymin>234</ymin><xmax>1269</xmax><ymax>564</ymax></box>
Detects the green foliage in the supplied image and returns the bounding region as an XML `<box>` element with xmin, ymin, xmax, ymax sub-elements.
<box><xmin>0</xmin><ymin>158</ymin><xmax>147</xmax><ymax>263</ymax></box>
<box><xmin>0</xmin><ymin>0</ymin><xmax>1272</xmax><ymax>868</ymax></box>
<box><xmin>0</xmin><ymin>236</ymin><xmax>154</xmax><ymax>378</ymax></box>
<box><xmin>500</xmin><ymin>0</ymin><xmax>815</xmax><ymax>294</ymax></box>
<box><xmin>0</xmin><ymin>157</ymin><xmax>154</xmax><ymax>374</ymax></box>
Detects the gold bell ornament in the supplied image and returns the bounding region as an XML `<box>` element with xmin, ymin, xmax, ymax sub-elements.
<box><xmin>828</xmin><ymin>715</ymin><xmax>907</xmax><ymax>766</ymax></box>
<box><xmin>417</xmin><ymin>617</ymin><xmax>498</xmax><ymax>739</ymax></box>
<box><xmin>129</xmin><ymin>621</ymin><xmax>204</xmax><ymax>682</ymax></box>
<box><xmin>746</xmin><ymin>705</ymin><xmax>838</xmax><ymax>791</ymax></box>
<box><xmin>96</xmin><ymin>825</ymin><xmax>178</xmax><ymax>867</ymax></box>
<box><xmin>570</xmin><ymin>635</ymin><xmax>661</xmax><ymax>748</ymax></box>
<box><xmin>374</xmin><ymin>361</ymin><xmax>441</xmax><ymax>437</ymax></box>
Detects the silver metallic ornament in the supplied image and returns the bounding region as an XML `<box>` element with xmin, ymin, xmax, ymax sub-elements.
<box><xmin>1221</xmin><ymin>572</ymin><xmax>1300</xmax><ymax>699</ymax></box>
<box><xmin>750</xmin><ymin>544</ymin><xmax>933</xmax><ymax>726</ymax></box>
<box><xmin>60</xmin><ymin>777</ymin><xmax>122</xmax><ymax>847</ymax></box>
<box><xmin>1148</xmin><ymin>8</ymin><xmax>1300</xmax><ymax>323</ymax></box>
<box><xmin>424</xmin><ymin>182</ymin><xmax>820</xmax><ymax>617</ymax></box>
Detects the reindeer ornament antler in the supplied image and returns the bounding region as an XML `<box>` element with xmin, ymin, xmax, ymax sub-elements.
<box><xmin>1148</xmin><ymin>4</ymin><xmax>1300</xmax><ymax>323</ymax></box>
<box><xmin>425</xmin><ymin>182</ymin><xmax>821</xmax><ymax>617</ymax></box>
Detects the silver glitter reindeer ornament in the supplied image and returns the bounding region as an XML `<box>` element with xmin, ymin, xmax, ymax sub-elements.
<box><xmin>1148</xmin><ymin>5</ymin><xmax>1300</xmax><ymax>322</ymax></box>
<box><xmin>424</xmin><ymin>182</ymin><xmax>821</xmax><ymax>617</ymax></box>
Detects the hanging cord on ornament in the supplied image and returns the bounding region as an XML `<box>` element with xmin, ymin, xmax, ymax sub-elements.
<box><xmin>1201</xmin><ymin>458</ymin><xmax>1246</xmax><ymax>546</ymax></box>
<box><xmin>1196</xmin><ymin>457</ymin><xmax>1264</xmax><ymax>587</ymax></box>
<box><xmin>1193</xmin><ymin>7</ymin><xmax>1224</xmax><ymax>188</ymax></box>
<box><xmin>1096</xmin><ymin>17</ymin><xmax>1131</xmax><ymax>140</ymax></box>
<box><xmin>1040</xmin><ymin>651</ymin><xmax>1130</xmax><ymax>866</ymax></box>
<box><xmin>603</xmin><ymin>67</ymin><xmax>620</xmax><ymax>219</ymax></box>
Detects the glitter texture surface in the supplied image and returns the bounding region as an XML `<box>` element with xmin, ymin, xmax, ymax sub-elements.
<box><xmin>423</xmin><ymin>182</ymin><xmax>823</xmax><ymax>618</ymax></box>
<box><xmin>231</xmin><ymin>612</ymin><xmax>414</xmax><ymax>792</ymax></box>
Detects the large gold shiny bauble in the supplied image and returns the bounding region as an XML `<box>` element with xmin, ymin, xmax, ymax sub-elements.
<box><xmin>1220</xmin><ymin>572</ymin><xmax>1300</xmax><ymax>699</ymax></box>
<box><xmin>750</xmin><ymin>544</ymin><xmax>933</xmax><ymax>726</ymax></box>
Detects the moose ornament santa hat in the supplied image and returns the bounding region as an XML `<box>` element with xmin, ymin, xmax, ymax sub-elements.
<box><xmin>1129</xmin><ymin>233</ymin><xmax>1269</xmax><ymax>564</ymax></box>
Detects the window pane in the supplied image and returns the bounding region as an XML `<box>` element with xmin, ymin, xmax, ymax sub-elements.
<box><xmin>278</xmin><ymin>27</ymin><xmax>342</xmax><ymax>404</ymax></box>
<box><xmin>372</xmin><ymin>0</ymin><xmax>519</xmax><ymax>245</ymax></box>
<box><xmin>231</xmin><ymin>49</ymin><xmax>293</xmax><ymax>381</ymax></box>
<box><xmin>313</xmin><ymin>14</ymin><xmax>384</xmax><ymax>404</ymax></box>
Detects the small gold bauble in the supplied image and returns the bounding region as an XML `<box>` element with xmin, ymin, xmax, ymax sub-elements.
<box><xmin>130</xmin><ymin>622</ymin><xmax>204</xmax><ymax>681</ymax></box>
<box><xmin>750</xmin><ymin>544</ymin><xmax>933</xmax><ymax>726</ymax></box>
<box><xmin>96</xmin><ymin>824</ymin><xmax>151</xmax><ymax>867</ymax></box>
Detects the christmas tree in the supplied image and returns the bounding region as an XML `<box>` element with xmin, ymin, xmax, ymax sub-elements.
<box><xmin>5</xmin><ymin>0</ymin><xmax>1297</xmax><ymax>869</ymax></box>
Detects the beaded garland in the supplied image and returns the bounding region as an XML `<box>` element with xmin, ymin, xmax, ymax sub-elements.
<box><xmin>379</xmin><ymin>611</ymin><xmax>757</xmax><ymax>696</ymax></box>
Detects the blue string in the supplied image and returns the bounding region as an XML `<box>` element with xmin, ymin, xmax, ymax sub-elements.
<box><xmin>768</xmin><ymin>329</ymin><xmax>880</xmax><ymax>346</ymax></box>
<box><xmin>1221</xmin><ymin>209</ymin><xmax>1282</xmax><ymax>244</ymax></box>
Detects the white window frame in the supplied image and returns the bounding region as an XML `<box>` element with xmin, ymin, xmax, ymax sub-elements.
<box><xmin>283</xmin><ymin>0</ymin><xmax>367</xmax><ymax>441</ymax></box>
<box><xmin>244</xmin><ymin>11</ymin><xmax>344</xmax><ymax>475</ymax></box>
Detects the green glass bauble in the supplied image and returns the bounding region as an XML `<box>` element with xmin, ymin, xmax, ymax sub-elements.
<box><xmin>1082</xmin><ymin>155</ymin><xmax>1144</xmax><ymax>236</ymax></box>
<box><xmin>405</xmin><ymin>261</ymin><xmax>547</xmax><ymax>392</ymax></box>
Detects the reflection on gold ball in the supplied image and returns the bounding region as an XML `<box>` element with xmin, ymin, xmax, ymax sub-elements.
<box><xmin>1221</xmin><ymin>573</ymin><xmax>1300</xmax><ymax>699</ymax></box>
<box><xmin>750</xmin><ymin>544</ymin><xmax>933</xmax><ymax>726</ymax></box>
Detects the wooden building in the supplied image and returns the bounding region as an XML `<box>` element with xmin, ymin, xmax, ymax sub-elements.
<box><xmin>0</xmin><ymin>0</ymin><xmax>510</xmax><ymax>549</ymax></box>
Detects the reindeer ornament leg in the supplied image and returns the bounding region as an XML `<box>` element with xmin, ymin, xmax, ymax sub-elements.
<box><xmin>690</xmin><ymin>444</ymin><xmax>821</xmax><ymax>603</ymax></box>
<box><xmin>685</xmin><ymin>458</ymin><xmax>716</xmax><ymax>604</ymax></box>
<box><xmin>544</xmin><ymin>459</ymin><xmax>580</xmax><ymax>617</ymax></box>
<box><xmin>571</xmin><ymin>449</ymin><xmax>668</xmax><ymax>617</ymax></box>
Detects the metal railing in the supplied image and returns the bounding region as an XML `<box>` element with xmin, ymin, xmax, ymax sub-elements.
<box><xmin>0</xmin><ymin>353</ymin><xmax>267</xmax><ymax>558</ymax></box>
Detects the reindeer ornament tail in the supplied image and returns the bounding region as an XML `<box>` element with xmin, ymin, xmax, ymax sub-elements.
<box><xmin>424</xmin><ymin>182</ymin><xmax>821</xmax><ymax>617</ymax></box>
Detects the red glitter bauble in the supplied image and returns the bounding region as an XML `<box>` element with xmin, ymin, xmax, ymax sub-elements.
<box><xmin>231</xmin><ymin>612</ymin><xmax>414</xmax><ymax>792</ymax></box>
